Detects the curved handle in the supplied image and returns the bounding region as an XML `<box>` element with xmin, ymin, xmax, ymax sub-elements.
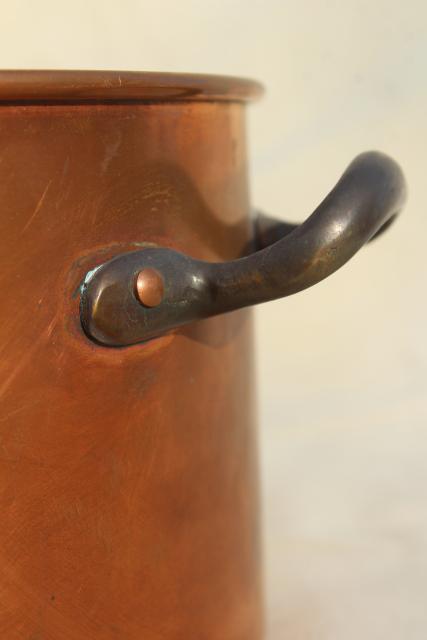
<box><xmin>80</xmin><ymin>151</ymin><xmax>406</xmax><ymax>347</ymax></box>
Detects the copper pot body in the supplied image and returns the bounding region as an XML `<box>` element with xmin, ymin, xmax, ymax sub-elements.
<box><xmin>0</xmin><ymin>73</ymin><xmax>263</xmax><ymax>639</ymax></box>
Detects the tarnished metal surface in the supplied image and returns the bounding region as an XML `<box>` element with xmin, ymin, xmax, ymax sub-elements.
<box><xmin>0</xmin><ymin>68</ymin><xmax>407</xmax><ymax>640</ymax></box>
<box><xmin>81</xmin><ymin>151</ymin><xmax>406</xmax><ymax>347</ymax></box>
<box><xmin>0</xmin><ymin>91</ymin><xmax>262</xmax><ymax>639</ymax></box>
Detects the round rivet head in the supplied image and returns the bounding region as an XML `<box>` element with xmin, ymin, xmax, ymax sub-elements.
<box><xmin>135</xmin><ymin>268</ymin><xmax>164</xmax><ymax>307</ymax></box>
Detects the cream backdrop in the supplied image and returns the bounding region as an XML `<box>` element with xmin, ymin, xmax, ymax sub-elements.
<box><xmin>1</xmin><ymin>1</ymin><xmax>426</xmax><ymax>637</ymax></box>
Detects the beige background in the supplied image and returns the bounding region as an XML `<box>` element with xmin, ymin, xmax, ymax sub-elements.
<box><xmin>1</xmin><ymin>1</ymin><xmax>426</xmax><ymax>637</ymax></box>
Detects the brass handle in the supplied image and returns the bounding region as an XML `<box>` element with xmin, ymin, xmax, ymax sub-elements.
<box><xmin>80</xmin><ymin>151</ymin><xmax>406</xmax><ymax>347</ymax></box>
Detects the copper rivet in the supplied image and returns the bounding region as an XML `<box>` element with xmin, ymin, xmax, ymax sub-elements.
<box><xmin>135</xmin><ymin>268</ymin><xmax>164</xmax><ymax>307</ymax></box>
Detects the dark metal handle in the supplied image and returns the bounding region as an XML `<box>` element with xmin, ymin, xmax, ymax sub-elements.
<box><xmin>80</xmin><ymin>151</ymin><xmax>406</xmax><ymax>347</ymax></box>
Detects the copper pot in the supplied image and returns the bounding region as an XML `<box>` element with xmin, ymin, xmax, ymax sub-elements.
<box><xmin>0</xmin><ymin>70</ymin><xmax>405</xmax><ymax>639</ymax></box>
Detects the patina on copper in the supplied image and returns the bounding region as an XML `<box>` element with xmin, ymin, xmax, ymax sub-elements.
<box><xmin>0</xmin><ymin>69</ymin><xmax>263</xmax><ymax>640</ymax></box>
<box><xmin>0</xmin><ymin>69</ymin><xmax>405</xmax><ymax>640</ymax></box>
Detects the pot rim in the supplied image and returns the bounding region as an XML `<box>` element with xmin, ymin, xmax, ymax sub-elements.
<box><xmin>0</xmin><ymin>70</ymin><xmax>264</xmax><ymax>104</ymax></box>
